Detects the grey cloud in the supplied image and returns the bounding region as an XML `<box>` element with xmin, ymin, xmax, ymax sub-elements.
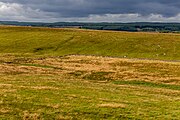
<box><xmin>0</xmin><ymin>0</ymin><xmax>179</xmax><ymax>22</ymax></box>
<box><xmin>1</xmin><ymin>0</ymin><xmax>180</xmax><ymax>17</ymax></box>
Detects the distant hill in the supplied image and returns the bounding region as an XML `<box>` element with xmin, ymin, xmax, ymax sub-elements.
<box><xmin>0</xmin><ymin>26</ymin><xmax>179</xmax><ymax>60</ymax></box>
<box><xmin>0</xmin><ymin>21</ymin><xmax>180</xmax><ymax>33</ymax></box>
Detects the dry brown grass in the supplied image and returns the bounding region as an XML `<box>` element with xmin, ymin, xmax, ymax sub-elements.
<box><xmin>23</xmin><ymin>111</ymin><xmax>40</xmax><ymax>120</ymax></box>
<box><xmin>0</xmin><ymin>55</ymin><xmax>179</xmax><ymax>85</ymax></box>
<box><xmin>0</xmin><ymin>108</ymin><xmax>11</xmax><ymax>114</ymax></box>
<box><xmin>98</xmin><ymin>103</ymin><xmax>127</xmax><ymax>108</ymax></box>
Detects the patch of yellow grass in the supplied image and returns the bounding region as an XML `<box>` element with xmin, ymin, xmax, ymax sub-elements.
<box><xmin>98</xmin><ymin>103</ymin><xmax>126</xmax><ymax>108</ymax></box>
<box><xmin>0</xmin><ymin>108</ymin><xmax>11</xmax><ymax>114</ymax></box>
<box><xmin>0</xmin><ymin>55</ymin><xmax>179</xmax><ymax>85</ymax></box>
<box><xmin>23</xmin><ymin>111</ymin><xmax>40</xmax><ymax>120</ymax></box>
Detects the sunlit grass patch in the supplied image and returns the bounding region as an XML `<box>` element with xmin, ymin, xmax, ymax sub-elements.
<box><xmin>0</xmin><ymin>26</ymin><xmax>180</xmax><ymax>60</ymax></box>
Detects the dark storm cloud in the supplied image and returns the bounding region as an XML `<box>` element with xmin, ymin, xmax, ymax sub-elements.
<box><xmin>1</xmin><ymin>0</ymin><xmax>180</xmax><ymax>18</ymax></box>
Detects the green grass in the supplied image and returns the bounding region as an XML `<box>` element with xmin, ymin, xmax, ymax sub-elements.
<box><xmin>0</xmin><ymin>26</ymin><xmax>179</xmax><ymax>119</ymax></box>
<box><xmin>113</xmin><ymin>80</ymin><xmax>180</xmax><ymax>90</ymax></box>
<box><xmin>0</xmin><ymin>55</ymin><xmax>179</xmax><ymax>119</ymax></box>
<box><xmin>0</xmin><ymin>75</ymin><xmax>180</xmax><ymax>119</ymax></box>
<box><xmin>0</xmin><ymin>26</ymin><xmax>180</xmax><ymax>60</ymax></box>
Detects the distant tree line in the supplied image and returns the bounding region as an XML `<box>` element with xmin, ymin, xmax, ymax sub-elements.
<box><xmin>0</xmin><ymin>21</ymin><xmax>180</xmax><ymax>33</ymax></box>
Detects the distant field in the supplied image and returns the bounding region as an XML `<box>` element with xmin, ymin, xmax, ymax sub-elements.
<box><xmin>0</xmin><ymin>26</ymin><xmax>179</xmax><ymax>60</ymax></box>
<box><xmin>0</xmin><ymin>26</ymin><xmax>179</xmax><ymax>119</ymax></box>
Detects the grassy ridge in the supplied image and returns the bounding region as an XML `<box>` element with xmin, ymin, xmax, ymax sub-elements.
<box><xmin>0</xmin><ymin>26</ymin><xmax>180</xmax><ymax>60</ymax></box>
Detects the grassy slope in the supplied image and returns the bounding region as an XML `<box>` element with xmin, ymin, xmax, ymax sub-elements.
<box><xmin>0</xmin><ymin>26</ymin><xmax>180</xmax><ymax>60</ymax></box>
<box><xmin>0</xmin><ymin>26</ymin><xmax>180</xmax><ymax>119</ymax></box>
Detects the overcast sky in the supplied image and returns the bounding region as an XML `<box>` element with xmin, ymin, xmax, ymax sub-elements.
<box><xmin>0</xmin><ymin>0</ymin><xmax>180</xmax><ymax>22</ymax></box>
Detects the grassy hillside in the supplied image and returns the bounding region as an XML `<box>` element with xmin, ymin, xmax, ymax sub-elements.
<box><xmin>0</xmin><ymin>26</ymin><xmax>179</xmax><ymax>60</ymax></box>
<box><xmin>0</xmin><ymin>26</ymin><xmax>179</xmax><ymax>119</ymax></box>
